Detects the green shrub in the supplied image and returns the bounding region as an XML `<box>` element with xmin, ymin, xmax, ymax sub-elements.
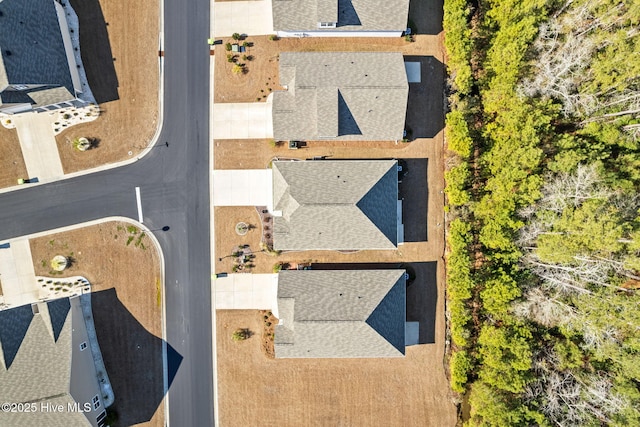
<box><xmin>450</xmin><ymin>350</ymin><xmax>472</xmax><ymax>393</ymax></box>
<box><xmin>446</xmin><ymin>109</ymin><xmax>473</xmax><ymax>158</ymax></box>
<box><xmin>445</xmin><ymin>164</ymin><xmax>471</xmax><ymax>206</ymax></box>
<box><xmin>232</xmin><ymin>328</ymin><xmax>251</xmax><ymax>341</ymax></box>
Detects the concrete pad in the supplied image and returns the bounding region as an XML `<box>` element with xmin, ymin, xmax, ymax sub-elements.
<box><xmin>212</xmin><ymin>169</ymin><xmax>273</xmax><ymax>209</ymax></box>
<box><xmin>213</xmin><ymin>97</ymin><xmax>273</xmax><ymax>139</ymax></box>
<box><xmin>214</xmin><ymin>273</ymin><xmax>278</xmax><ymax>309</ymax></box>
<box><xmin>213</xmin><ymin>0</ymin><xmax>274</xmax><ymax>37</ymax></box>
<box><xmin>12</xmin><ymin>111</ymin><xmax>64</xmax><ymax>181</ymax></box>
<box><xmin>405</xmin><ymin>62</ymin><xmax>421</xmax><ymax>83</ymax></box>
<box><xmin>405</xmin><ymin>322</ymin><xmax>420</xmax><ymax>346</ymax></box>
<box><xmin>0</xmin><ymin>239</ymin><xmax>39</xmax><ymax>309</ymax></box>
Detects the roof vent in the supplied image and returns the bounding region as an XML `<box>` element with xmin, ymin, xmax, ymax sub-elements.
<box><xmin>31</xmin><ymin>304</ymin><xmax>40</xmax><ymax>315</ymax></box>
<box><xmin>4</xmin><ymin>50</ymin><xmax>11</xmax><ymax>56</ymax></box>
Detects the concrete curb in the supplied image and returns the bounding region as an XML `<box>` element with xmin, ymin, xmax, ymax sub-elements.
<box><xmin>210</xmin><ymin>3</ymin><xmax>220</xmax><ymax>426</ymax></box>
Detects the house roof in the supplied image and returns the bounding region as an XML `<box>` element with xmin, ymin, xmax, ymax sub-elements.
<box><xmin>273</xmin><ymin>52</ymin><xmax>408</xmax><ymax>141</ymax></box>
<box><xmin>272</xmin><ymin>160</ymin><xmax>399</xmax><ymax>250</ymax></box>
<box><xmin>0</xmin><ymin>297</ymin><xmax>92</xmax><ymax>426</ymax></box>
<box><xmin>275</xmin><ymin>269</ymin><xmax>406</xmax><ymax>358</ymax></box>
<box><xmin>272</xmin><ymin>0</ymin><xmax>410</xmax><ymax>33</ymax></box>
<box><xmin>0</xmin><ymin>0</ymin><xmax>76</xmax><ymax>107</ymax></box>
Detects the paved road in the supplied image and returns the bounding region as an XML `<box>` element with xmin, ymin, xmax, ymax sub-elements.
<box><xmin>0</xmin><ymin>0</ymin><xmax>214</xmax><ymax>425</ymax></box>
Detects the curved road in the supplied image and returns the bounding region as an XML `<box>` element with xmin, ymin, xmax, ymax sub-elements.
<box><xmin>0</xmin><ymin>0</ymin><xmax>214</xmax><ymax>425</ymax></box>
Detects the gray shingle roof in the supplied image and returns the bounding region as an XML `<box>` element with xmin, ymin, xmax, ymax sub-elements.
<box><xmin>273</xmin><ymin>52</ymin><xmax>408</xmax><ymax>141</ymax></box>
<box><xmin>0</xmin><ymin>298</ymin><xmax>91</xmax><ymax>426</ymax></box>
<box><xmin>272</xmin><ymin>160</ymin><xmax>399</xmax><ymax>250</ymax></box>
<box><xmin>275</xmin><ymin>270</ymin><xmax>406</xmax><ymax>358</ymax></box>
<box><xmin>272</xmin><ymin>0</ymin><xmax>410</xmax><ymax>33</ymax></box>
<box><xmin>0</xmin><ymin>0</ymin><xmax>76</xmax><ymax>107</ymax></box>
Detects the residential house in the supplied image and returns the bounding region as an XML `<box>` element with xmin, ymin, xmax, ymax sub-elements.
<box><xmin>0</xmin><ymin>0</ymin><xmax>85</xmax><ymax>114</ymax></box>
<box><xmin>272</xmin><ymin>159</ymin><xmax>404</xmax><ymax>251</ymax></box>
<box><xmin>273</xmin><ymin>52</ymin><xmax>408</xmax><ymax>141</ymax></box>
<box><xmin>275</xmin><ymin>269</ymin><xmax>406</xmax><ymax>358</ymax></box>
<box><xmin>0</xmin><ymin>296</ymin><xmax>111</xmax><ymax>426</ymax></box>
<box><xmin>272</xmin><ymin>0</ymin><xmax>410</xmax><ymax>37</ymax></box>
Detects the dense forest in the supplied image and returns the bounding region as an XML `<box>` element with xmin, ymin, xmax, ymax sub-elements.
<box><xmin>443</xmin><ymin>0</ymin><xmax>640</xmax><ymax>425</ymax></box>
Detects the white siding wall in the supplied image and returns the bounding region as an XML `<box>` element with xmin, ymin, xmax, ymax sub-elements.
<box><xmin>276</xmin><ymin>30</ymin><xmax>403</xmax><ymax>38</ymax></box>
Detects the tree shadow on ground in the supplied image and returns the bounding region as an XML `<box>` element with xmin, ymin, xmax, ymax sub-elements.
<box><xmin>311</xmin><ymin>262</ymin><xmax>437</xmax><ymax>344</ymax></box>
<box><xmin>69</xmin><ymin>0</ymin><xmax>119</xmax><ymax>103</ymax></box>
<box><xmin>91</xmin><ymin>288</ymin><xmax>182</xmax><ymax>426</ymax></box>
<box><xmin>404</xmin><ymin>56</ymin><xmax>445</xmax><ymax>139</ymax></box>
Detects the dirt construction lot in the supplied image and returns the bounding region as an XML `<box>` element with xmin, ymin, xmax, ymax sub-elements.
<box><xmin>30</xmin><ymin>221</ymin><xmax>164</xmax><ymax>427</ymax></box>
<box><xmin>55</xmin><ymin>0</ymin><xmax>159</xmax><ymax>174</ymax></box>
<box><xmin>217</xmin><ymin>309</ymin><xmax>456</xmax><ymax>426</ymax></box>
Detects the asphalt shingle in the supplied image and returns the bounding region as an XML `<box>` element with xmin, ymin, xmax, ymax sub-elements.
<box><xmin>272</xmin><ymin>0</ymin><xmax>410</xmax><ymax>33</ymax></box>
<box><xmin>0</xmin><ymin>0</ymin><xmax>76</xmax><ymax>109</ymax></box>
<box><xmin>275</xmin><ymin>270</ymin><xmax>406</xmax><ymax>358</ymax></box>
<box><xmin>273</xmin><ymin>52</ymin><xmax>408</xmax><ymax>141</ymax></box>
<box><xmin>272</xmin><ymin>160</ymin><xmax>399</xmax><ymax>250</ymax></box>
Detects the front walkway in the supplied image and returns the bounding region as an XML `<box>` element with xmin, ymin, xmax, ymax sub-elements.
<box><xmin>214</xmin><ymin>273</ymin><xmax>278</xmax><ymax>310</ymax></box>
<box><xmin>213</xmin><ymin>0</ymin><xmax>274</xmax><ymax>37</ymax></box>
<box><xmin>12</xmin><ymin>112</ymin><xmax>64</xmax><ymax>181</ymax></box>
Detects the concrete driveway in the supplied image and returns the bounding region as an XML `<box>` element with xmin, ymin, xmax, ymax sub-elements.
<box><xmin>212</xmin><ymin>169</ymin><xmax>273</xmax><ymax>208</ymax></box>
<box><xmin>214</xmin><ymin>273</ymin><xmax>278</xmax><ymax>309</ymax></box>
<box><xmin>0</xmin><ymin>239</ymin><xmax>38</xmax><ymax>309</ymax></box>
<box><xmin>12</xmin><ymin>112</ymin><xmax>64</xmax><ymax>181</ymax></box>
<box><xmin>213</xmin><ymin>97</ymin><xmax>274</xmax><ymax>139</ymax></box>
<box><xmin>213</xmin><ymin>0</ymin><xmax>274</xmax><ymax>37</ymax></box>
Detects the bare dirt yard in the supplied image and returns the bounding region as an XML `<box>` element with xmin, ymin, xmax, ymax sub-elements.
<box><xmin>55</xmin><ymin>0</ymin><xmax>160</xmax><ymax>174</ymax></box>
<box><xmin>217</xmin><ymin>309</ymin><xmax>456</xmax><ymax>427</ymax></box>
<box><xmin>0</xmin><ymin>126</ymin><xmax>28</xmax><ymax>189</ymax></box>
<box><xmin>30</xmin><ymin>221</ymin><xmax>164</xmax><ymax>427</ymax></box>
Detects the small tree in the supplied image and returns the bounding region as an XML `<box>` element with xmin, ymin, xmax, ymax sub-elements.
<box><xmin>232</xmin><ymin>33</ymin><xmax>240</xmax><ymax>41</ymax></box>
<box><xmin>232</xmin><ymin>64</ymin><xmax>244</xmax><ymax>74</ymax></box>
<box><xmin>225</xmin><ymin>42</ymin><xmax>232</xmax><ymax>51</ymax></box>
<box><xmin>51</xmin><ymin>255</ymin><xmax>68</xmax><ymax>272</ymax></box>
<box><xmin>72</xmin><ymin>137</ymin><xmax>91</xmax><ymax>151</ymax></box>
<box><xmin>232</xmin><ymin>328</ymin><xmax>251</xmax><ymax>341</ymax></box>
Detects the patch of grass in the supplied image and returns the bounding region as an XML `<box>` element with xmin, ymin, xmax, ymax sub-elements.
<box><xmin>127</xmin><ymin>225</ymin><xmax>138</xmax><ymax>234</ymax></box>
<box><xmin>135</xmin><ymin>232</ymin><xmax>146</xmax><ymax>249</ymax></box>
<box><xmin>156</xmin><ymin>278</ymin><xmax>162</xmax><ymax>307</ymax></box>
<box><xmin>126</xmin><ymin>236</ymin><xmax>135</xmax><ymax>246</ymax></box>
